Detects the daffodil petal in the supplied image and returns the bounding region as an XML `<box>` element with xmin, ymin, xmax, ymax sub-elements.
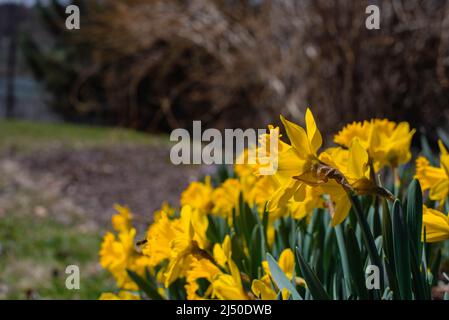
<box><xmin>305</xmin><ymin>108</ymin><xmax>322</xmax><ymax>154</ymax></box>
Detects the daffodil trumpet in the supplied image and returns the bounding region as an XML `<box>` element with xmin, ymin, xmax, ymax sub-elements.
<box><xmin>292</xmin><ymin>160</ymin><xmax>395</xmax><ymax>201</ymax></box>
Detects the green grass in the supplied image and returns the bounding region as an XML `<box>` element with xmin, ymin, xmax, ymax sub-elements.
<box><xmin>0</xmin><ymin>120</ymin><xmax>168</xmax><ymax>151</ymax></box>
<box><xmin>0</xmin><ymin>120</ymin><xmax>165</xmax><ymax>299</ymax></box>
<box><xmin>0</xmin><ymin>205</ymin><xmax>115</xmax><ymax>299</ymax></box>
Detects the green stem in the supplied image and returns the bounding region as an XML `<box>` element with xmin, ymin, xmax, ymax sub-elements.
<box><xmin>393</xmin><ymin>167</ymin><xmax>400</xmax><ymax>197</ymax></box>
<box><xmin>348</xmin><ymin>193</ymin><xmax>385</xmax><ymax>294</ymax></box>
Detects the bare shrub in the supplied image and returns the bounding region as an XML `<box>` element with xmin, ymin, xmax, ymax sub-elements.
<box><xmin>34</xmin><ymin>0</ymin><xmax>449</xmax><ymax>134</ymax></box>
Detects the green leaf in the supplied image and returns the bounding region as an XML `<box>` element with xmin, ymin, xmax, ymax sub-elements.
<box><xmin>295</xmin><ymin>247</ymin><xmax>330</xmax><ymax>300</ymax></box>
<box><xmin>345</xmin><ymin>226</ymin><xmax>369</xmax><ymax>299</ymax></box>
<box><xmin>206</xmin><ymin>215</ymin><xmax>228</xmax><ymax>244</ymax></box>
<box><xmin>334</xmin><ymin>224</ymin><xmax>351</xmax><ymax>294</ymax></box>
<box><xmin>230</xmin><ymin>232</ymin><xmax>248</xmax><ymax>273</ymax></box>
<box><xmin>406</xmin><ymin>181</ymin><xmax>427</xmax><ymax>299</ymax></box>
<box><xmin>127</xmin><ymin>269</ymin><xmax>164</xmax><ymax>300</ymax></box>
<box><xmin>392</xmin><ymin>200</ymin><xmax>412</xmax><ymax>300</ymax></box>
<box><xmin>262</xmin><ymin>207</ymin><xmax>269</xmax><ymax>245</ymax></box>
<box><xmin>381</xmin><ymin>199</ymin><xmax>400</xmax><ymax>298</ymax></box>
<box><xmin>250</xmin><ymin>225</ymin><xmax>264</xmax><ymax>279</ymax></box>
<box><xmin>266</xmin><ymin>253</ymin><xmax>302</xmax><ymax>300</ymax></box>
<box><xmin>420</xmin><ymin>134</ymin><xmax>437</xmax><ymax>166</ymax></box>
<box><xmin>409</xmin><ymin>243</ymin><xmax>427</xmax><ymax>300</ymax></box>
<box><xmin>349</xmin><ymin>194</ymin><xmax>384</xmax><ymax>291</ymax></box>
<box><xmin>430</xmin><ymin>249</ymin><xmax>442</xmax><ymax>287</ymax></box>
<box><xmin>382</xmin><ymin>287</ymin><xmax>393</xmax><ymax>300</ymax></box>
<box><xmin>406</xmin><ymin>180</ymin><xmax>423</xmax><ymax>262</ymax></box>
<box><xmin>381</xmin><ymin>200</ymin><xmax>395</xmax><ymax>267</ymax></box>
<box><xmin>322</xmin><ymin>224</ymin><xmax>335</xmax><ymax>286</ymax></box>
<box><xmin>437</xmin><ymin>128</ymin><xmax>449</xmax><ymax>151</ymax></box>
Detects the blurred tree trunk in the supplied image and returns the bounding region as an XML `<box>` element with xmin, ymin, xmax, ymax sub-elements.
<box><xmin>5</xmin><ymin>4</ymin><xmax>18</xmax><ymax>119</ymax></box>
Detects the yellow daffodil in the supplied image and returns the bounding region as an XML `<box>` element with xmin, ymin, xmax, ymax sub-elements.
<box><xmin>325</xmin><ymin>139</ymin><xmax>373</xmax><ymax>194</ymax></box>
<box><xmin>318</xmin><ymin>139</ymin><xmax>394</xmax><ymax>225</ymax></box>
<box><xmin>261</xmin><ymin>248</ymin><xmax>295</xmax><ymax>282</ymax></box>
<box><xmin>422</xmin><ymin>206</ymin><xmax>449</xmax><ymax>242</ymax></box>
<box><xmin>100</xmin><ymin>228</ymin><xmax>149</xmax><ymax>290</ymax></box>
<box><xmin>251</xmin><ymin>280</ymin><xmax>278</xmax><ymax>300</ymax></box>
<box><xmin>287</xmin><ymin>185</ymin><xmax>324</xmax><ymax>221</ymax></box>
<box><xmin>334</xmin><ymin>121</ymin><xmax>371</xmax><ymax>148</ymax></box>
<box><xmin>235</xmin><ymin>148</ymin><xmax>258</xmax><ymax>191</ymax></box>
<box><xmin>212</xmin><ymin>273</ymin><xmax>249</xmax><ymax>300</ymax></box>
<box><xmin>163</xmin><ymin>205</ymin><xmax>209</xmax><ymax>287</ymax></box>
<box><xmin>111</xmin><ymin>204</ymin><xmax>132</xmax><ymax>233</ymax></box>
<box><xmin>181</xmin><ymin>176</ymin><xmax>213</xmax><ymax>213</ymax></box>
<box><xmin>370</xmin><ymin>120</ymin><xmax>415</xmax><ymax>168</ymax></box>
<box><xmin>235</xmin><ymin>135</ymin><xmax>285</xmax><ymax>219</ymax></box>
<box><xmin>252</xmin><ymin>249</ymin><xmax>296</xmax><ymax>300</ymax></box>
<box><xmin>99</xmin><ymin>111</ymin><xmax>422</xmax><ymax>300</ymax></box>
<box><xmin>100</xmin><ymin>207</ymin><xmax>153</xmax><ymax>291</ymax></box>
<box><xmin>211</xmin><ymin>179</ymin><xmax>241</xmax><ymax>221</ymax></box>
<box><xmin>415</xmin><ymin>141</ymin><xmax>449</xmax><ymax>207</ymax></box>
<box><xmin>334</xmin><ymin>119</ymin><xmax>415</xmax><ymax>169</ymax></box>
<box><xmin>211</xmin><ymin>236</ymin><xmax>249</xmax><ymax>300</ymax></box>
<box><xmin>184</xmin><ymin>236</ymin><xmax>249</xmax><ymax>300</ymax></box>
<box><xmin>185</xmin><ymin>257</ymin><xmax>222</xmax><ymax>300</ymax></box>
<box><xmin>153</xmin><ymin>201</ymin><xmax>176</xmax><ymax>222</ymax></box>
<box><xmin>235</xmin><ymin>148</ymin><xmax>277</xmax><ymax>213</ymax></box>
<box><xmin>142</xmin><ymin>205</ymin><xmax>209</xmax><ymax>287</ymax></box>
<box><xmin>266</xmin><ymin>109</ymin><xmax>389</xmax><ymax>225</ymax></box>
<box><xmin>142</xmin><ymin>210</ymin><xmax>178</xmax><ymax>266</ymax></box>
<box><xmin>266</xmin><ymin>109</ymin><xmax>323</xmax><ymax>212</ymax></box>
<box><xmin>264</xmin><ymin>110</ymin><xmax>347</xmax><ymax>223</ymax></box>
<box><xmin>99</xmin><ymin>291</ymin><xmax>140</xmax><ymax>300</ymax></box>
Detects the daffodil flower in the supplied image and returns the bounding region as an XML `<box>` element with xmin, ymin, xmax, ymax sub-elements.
<box><xmin>266</xmin><ymin>109</ymin><xmax>393</xmax><ymax>225</ymax></box>
<box><xmin>181</xmin><ymin>176</ymin><xmax>213</xmax><ymax>213</ymax></box>
<box><xmin>415</xmin><ymin>140</ymin><xmax>449</xmax><ymax>207</ymax></box>
<box><xmin>142</xmin><ymin>205</ymin><xmax>209</xmax><ymax>287</ymax></box>
<box><xmin>422</xmin><ymin>206</ymin><xmax>449</xmax><ymax>242</ymax></box>
<box><xmin>100</xmin><ymin>227</ymin><xmax>151</xmax><ymax>291</ymax></box>
<box><xmin>210</xmin><ymin>236</ymin><xmax>249</xmax><ymax>300</ymax></box>
<box><xmin>163</xmin><ymin>205</ymin><xmax>209</xmax><ymax>287</ymax></box>
<box><xmin>111</xmin><ymin>204</ymin><xmax>133</xmax><ymax>233</ymax></box>
<box><xmin>211</xmin><ymin>179</ymin><xmax>242</xmax><ymax>223</ymax></box>
<box><xmin>99</xmin><ymin>291</ymin><xmax>140</xmax><ymax>300</ymax></box>
<box><xmin>266</xmin><ymin>109</ymin><xmax>323</xmax><ymax>212</ymax></box>
<box><xmin>185</xmin><ymin>258</ymin><xmax>222</xmax><ymax>300</ymax></box>
<box><xmin>252</xmin><ymin>249</ymin><xmax>301</xmax><ymax>300</ymax></box>
<box><xmin>185</xmin><ymin>236</ymin><xmax>249</xmax><ymax>300</ymax></box>
<box><xmin>334</xmin><ymin>119</ymin><xmax>415</xmax><ymax>169</ymax></box>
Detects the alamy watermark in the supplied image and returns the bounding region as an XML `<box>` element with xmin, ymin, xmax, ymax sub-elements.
<box><xmin>65</xmin><ymin>5</ymin><xmax>80</xmax><ymax>30</ymax></box>
<box><xmin>366</xmin><ymin>265</ymin><xmax>380</xmax><ymax>290</ymax></box>
<box><xmin>64</xmin><ymin>4</ymin><xmax>380</xmax><ymax>31</ymax></box>
<box><xmin>170</xmin><ymin>121</ymin><xmax>279</xmax><ymax>175</ymax></box>
<box><xmin>65</xmin><ymin>265</ymin><xmax>80</xmax><ymax>290</ymax></box>
<box><xmin>366</xmin><ymin>5</ymin><xmax>380</xmax><ymax>30</ymax></box>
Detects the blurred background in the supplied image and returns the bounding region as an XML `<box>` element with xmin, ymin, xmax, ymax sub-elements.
<box><xmin>1</xmin><ymin>0</ymin><xmax>449</xmax><ymax>299</ymax></box>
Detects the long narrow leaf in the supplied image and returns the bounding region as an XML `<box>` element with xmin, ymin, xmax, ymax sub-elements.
<box><xmin>295</xmin><ymin>247</ymin><xmax>330</xmax><ymax>300</ymax></box>
<box><xmin>406</xmin><ymin>180</ymin><xmax>423</xmax><ymax>262</ymax></box>
<box><xmin>266</xmin><ymin>253</ymin><xmax>302</xmax><ymax>300</ymax></box>
<box><xmin>349</xmin><ymin>194</ymin><xmax>384</xmax><ymax>291</ymax></box>
<box><xmin>345</xmin><ymin>226</ymin><xmax>369</xmax><ymax>299</ymax></box>
<box><xmin>127</xmin><ymin>270</ymin><xmax>164</xmax><ymax>300</ymax></box>
<box><xmin>392</xmin><ymin>200</ymin><xmax>412</xmax><ymax>300</ymax></box>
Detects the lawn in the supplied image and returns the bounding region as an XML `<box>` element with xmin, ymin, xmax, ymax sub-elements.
<box><xmin>0</xmin><ymin>119</ymin><xmax>167</xmax><ymax>152</ymax></box>
<box><xmin>0</xmin><ymin>120</ymin><xmax>167</xmax><ymax>299</ymax></box>
<box><xmin>0</xmin><ymin>202</ymin><xmax>115</xmax><ymax>299</ymax></box>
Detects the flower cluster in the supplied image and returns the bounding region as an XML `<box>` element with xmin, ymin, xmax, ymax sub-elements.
<box><xmin>99</xmin><ymin>110</ymin><xmax>449</xmax><ymax>300</ymax></box>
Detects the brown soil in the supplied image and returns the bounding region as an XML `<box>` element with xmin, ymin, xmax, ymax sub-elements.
<box><xmin>1</xmin><ymin>144</ymin><xmax>213</xmax><ymax>225</ymax></box>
